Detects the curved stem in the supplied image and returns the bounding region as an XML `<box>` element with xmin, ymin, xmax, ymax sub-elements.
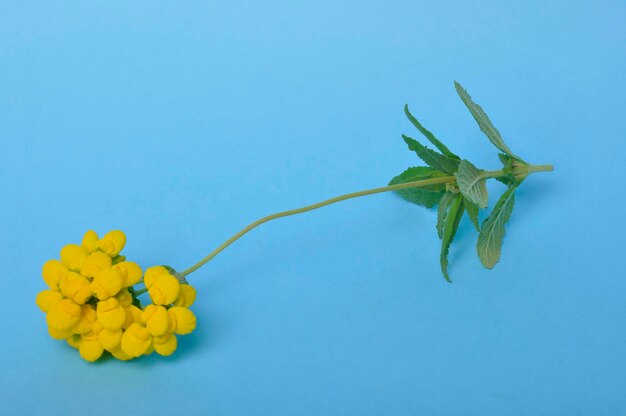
<box><xmin>134</xmin><ymin>287</ymin><xmax>148</xmax><ymax>296</ymax></box>
<box><xmin>180</xmin><ymin>176</ymin><xmax>456</xmax><ymax>277</ymax></box>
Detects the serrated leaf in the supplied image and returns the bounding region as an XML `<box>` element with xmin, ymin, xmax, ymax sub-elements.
<box><xmin>455</xmin><ymin>159</ymin><xmax>489</xmax><ymax>208</ymax></box>
<box><xmin>402</xmin><ymin>135</ymin><xmax>460</xmax><ymax>174</ymax></box>
<box><xmin>389</xmin><ymin>166</ymin><xmax>449</xmax><ymax>186</ymax></box>
<box><xmin>404</xmin><ymin>105</ymin><xmax>460</xmax><ymax>160</ymax></box>
<box><xmin>477</xmin><ymin>186</ymin><xmax>516</xmax><ymax>269</ymax></box>
<box><xmin>389</xmin><ymin>166</ymin><xmax>449</xmax><ymax>193</ymax></box>
<box><xmin>440</xmin><ymin>194</ymin><xmax>464</xmax><ymax>282</ymax></box>
<box><xmin>464</xmin><ymin>199</ymin><xmax>480</xmax><ymax>231</ymax></box>
<box><xmin>437</xmin><ymin>192</ymin><xmax>456</xmax><ymax>239</ymax></box>
<box><xmin>454</xmin><ymin>81</ymin><xmax>516</xmax><ymax>158</ymax></box>
<box><xmin>389</xmin><ymin>166</ymin><xmax>448</xmax><ymax>208</ymax></box>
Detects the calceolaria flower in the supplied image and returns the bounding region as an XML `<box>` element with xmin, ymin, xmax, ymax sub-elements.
<box><xmin>36</xmin><ymin>230</ymin><xmax>197</xmax><ymax>362</ymax></box>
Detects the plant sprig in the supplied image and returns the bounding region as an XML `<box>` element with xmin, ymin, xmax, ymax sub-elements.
<box><xmin>389</xmin><ymin>81</ymin><xmax>553</xmax><ymax>281</ymax></box>
<box><xmin>37</xmin><ymin>81</ymin><xmax>555</xmax><ymax>364</ymax></box>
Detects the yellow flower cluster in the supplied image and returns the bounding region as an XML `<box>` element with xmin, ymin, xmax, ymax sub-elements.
<box><xmin>35</xmin><ymin>230</ymin><xmax>197</xmax><ymax>362</ymax></box>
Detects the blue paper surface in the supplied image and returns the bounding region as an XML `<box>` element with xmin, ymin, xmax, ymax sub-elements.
<box><xmin>1</xmin><ymin>1</ymin><xmax>625</xmax><ymax>414</ymax></box>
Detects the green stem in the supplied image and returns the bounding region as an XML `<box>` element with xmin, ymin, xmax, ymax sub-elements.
<box><xmin>483</xmin><ymin>169</ymin><xmax>506</xmax><ymax>178</ymax></box>
<box><xmin>134</xmin><ymin>287</ymin><xmax>148</xmax><ymax>296</ymax></box>
<box><xmin>526</xmin><ymin>164</ymin><xmax>554</xmax><ymax>173</ymax></box>
<box><xmin>179</xmin><ymin>176</ymin><xmax>456</xmax><ymax>277</ymax></box>
<box><xmin>179</xmin><ymin>163</ymin><xmax>554</xmax><ymax>278</ymax></box>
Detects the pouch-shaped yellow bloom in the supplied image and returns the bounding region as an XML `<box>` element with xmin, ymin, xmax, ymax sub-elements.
<box><xmin>99</xmin><ymin>328</ymin><xmax>122</xmax><ymax>350</ymax></box>
<box><xmin>97</xmin><ymin>298</ymin><xmax>126</xmax><ymax>330</ymax></box>
<box><xmin>42</xmin><ymin>260</ymin><xmax>67</xmax><ymax>291</ymax></box>
<box><xmin>82</xmin><ymin>230</ymin><xmax>99</xmax><ymax>253</ymax></box>
<box><xmin>141</xmin><ymin>305</ymin><xmax>170</xmax><ymax>336</ymax></box>
<box><xmin>120</xmin><ymin>323</ymin><xmax>152</xmax><ymax>358</ymax></box>
<box><xmin>168</xmin><ymin>307</ymin><xmax>197</xmax><ymax>335</ymax></box>
<box><xmin>97</xmin><ymin>230</ymin><xmax>126</xmax><ymax>257</ymax></box>
<box><xmin>48</xmin><ymin>327</ymin><xmax>74</xmax><ymax>340</ymax></box>
<box><xmin>36</xmin><ymin>290</ymin><xmax>63</xmax><ymax>313</ymax></box>
<box><xmin>174</xmin><ymin>284</ymin><xmax>197</xmax><ymax>307</ymax></box>
<box><xmin>153</xmin><ymin>333</ymin><xmax>178</xmax><ymax>356</ymax></box>
<box><xmin>79</xmin><ymin>339</ymin><xmax>104</xmax><ymax>362</ymax></box>
<box><xmin>123</xmin><ymin>305</ymin><xmax>143</xmax><ymax>329</ymax></box>
<box><xmin>46</xmin><ymin>299</ymin><xmax>82</xmax><ymax>330</ymax></box>
<box><xmin>59</xmin><ymin>272</ymin><xmax>92</xmax><ymax>304</ymax></box>
<box><xmin>60</xmin><ymin>244</ymin><xmax>88</xmax><ymax>271</ymax></box>
<box><xmin>72</xmin><ymin>304</ymin><xmax>97</xmax><ymax>334</ymax></box>
<box><xmin>113</xmin><ymin>261</ymin><xmax>142</xmax><ymax>287</ymax></box>
<box><xmin>78</xmin><ymin>321</ymin><xmax>104</xmax><ymax>359</ymax></box>
<box><xmin>143</xmin><ymin>266</ymin><xmax>169</xmax><ymax>288</ymax></box>
<box><xmin>81</xmin><ymin>252</ymin><xmax>112</xmax><ymax>278</ymax></box>
<box><xmin>91</xmin><ymin>268</ymin><xmax>123</xmax><ymax>300</ymax></box>
<box><xmin>148</xmin><ymin>274</ymin><xmax>180</xmax><ymax>306</ymax></box>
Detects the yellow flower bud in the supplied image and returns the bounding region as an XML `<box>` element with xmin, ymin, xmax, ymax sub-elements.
<box><xmin>143</xmin><ymin>266</ymin><xmax>169</xmax><ymax>288</ymax></box>
<box><xmin>59</xmin><ymin>272</ymin><xmax>92</xmax><ymax>304</ymax></box>
<box><xmin>141</xmin><ymin>305</ymin><xmax>170</xmax><ymax>336</ymax></box>
<box><xmin>79</xmin><ymin>339</ymin><xmax>104</xmax><ymax>362</ymax></box>
<box><xmin>173</xmin><ymin>284</ymin><xmax>197</xmax><ymax>307</ymax></box>
<box><xmin>46</xmin><ymin>299</ymin><xmax>82</xmax><ymax>330</ymax></box>
<box><xmin>42</xmin><ymin>260</ymin><xmax>67</xmax><ymax>291</ymax></box>
<box><xmin>113</xmin><ymin>261</ymin><xmax>143</xmax><ymax>287</ymax></box>
<box><xmin>91</xmin><ymin>268</ymin><xmax>123</xmax><ymax>300</ymax></box>
<box><xmin>48</xmin><ymin>327</ymin><xmax>74</xmax><ymax>340</ymax></box>
<box><xmin>78</xmin><ymin>322</ymin><xmax>104</xmax><ymax>359</ymax></box>
<box><xmin>120</xmin><ymin>323</ymin><xmax>152</xmax><ymax>358</ymax></box>
<box><xmin>148</xmin><ymin>274</ymin><xmax>180</xmax><ymax>306</ymax></box>
<box><xmin>168</xmin><ymin>307</ymin><xmax>197</xmax><ymax>335</ymax></box>
<box><xmin>153</xmin><ymin>333</ymin><xmax>178</xmax><ymax>356</ymax></box>
<box><xmin>60</xmin><ymin>244</ymin><xmax>88</xmax><ymax>271</ymax></box>
<box><xmin>35</xmin><ymin>290</ymin><xmax>63</xmax><ymax>313</ymax></box>
<box><xmin>122</xmin><ymin>305</ymin><xmax>143</xmax><ymax>329</ymax></box>
<box><xmin>72</xmin><ymin>304</ymin><xmax>97</xmax><ymax>334</ymax></box>
<box><xmin>99</xmin><ymin>328</ymin><xmax>122</xmax><ymax>350</ymax></box>
<box><xmin>82</xmin><ymin>230</ymin><xmax>99</xmax><ymax>253</ymax></box>
<box><xmin>97</xmin><ymin>298</ymin><xmax>126</xmax><ymax>330</ymax></box>
<box><xmin>81</xmin><ymin>252</ymin><xmax>112</xmax><ymax>278</ymax></box>
<box><xmin>97</xmin><ymin>230</ymin><xmax>126</xmax><ymax>257</ymax></box>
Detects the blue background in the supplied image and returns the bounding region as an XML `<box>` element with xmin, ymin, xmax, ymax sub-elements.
<box><xmin>1</xmin><ymin>1</ymin><xmax>624</xmax><ymax>414</ymax></box>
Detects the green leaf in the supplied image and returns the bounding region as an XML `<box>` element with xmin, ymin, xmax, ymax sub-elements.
<box><xmin>440</xmin><ymin>194</ymin><xmax>465</xmax><ymax>282</ymax></box>
<box><xmin>402</xmin><ymin>135</ymin><xmax>460</xmax><ymax>174</ymax></box>
<box><xmin>464</xmin><ymin>199</ymin><xmax>480</xmax><ymax>231</ymax></box>
<box><xmin>388</xmin><ymin>166</ymin><xmax>448</xmax><ymax>208</ymax></box>
<box><xmin>454</xmin><ymin>81</ymin><xmax>516</xmax><ymax>158</ymax></box>
<box><xmin>404</xmin><ymin>105</ymin><xmax>460</xmax><ymax>160</ymax></box>
<box><xmin>454</xmin><ymin>159</ymin><xmax>489</xmax><ymax>208</ymax></box>
<box><xmin>389</xmin><ymin>166</ymin><xmax>449</xmax><ymax>186</ymax></box>
<box><xmin>477</xmin><ymin>186</ymin><xmax>516</xmax><ymax>269</ymax></box>
<box><xmin>437</xmin><ymin>192</ymin><xmax>456</xmax><ymax>239</ymax></box>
